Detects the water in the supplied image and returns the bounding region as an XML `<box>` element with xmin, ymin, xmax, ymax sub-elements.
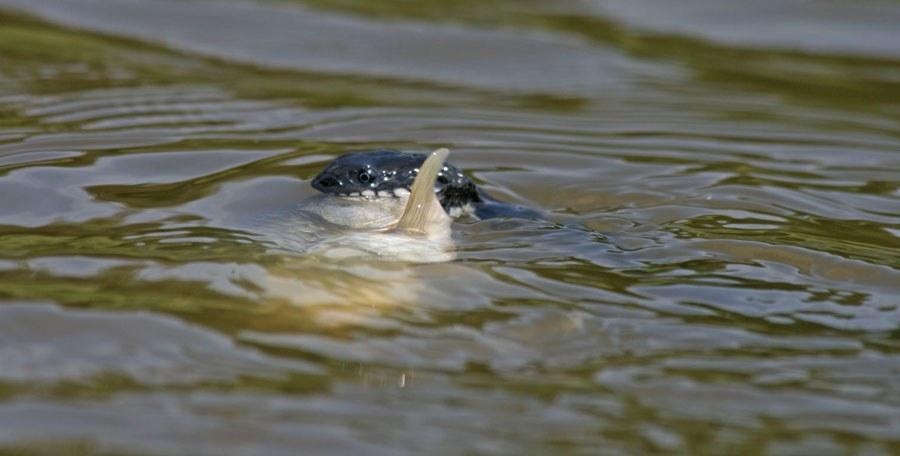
<box><xmin>0</xmin><ymin>0</ymin><xmax>899</xmax><ymax>453</ymax></box>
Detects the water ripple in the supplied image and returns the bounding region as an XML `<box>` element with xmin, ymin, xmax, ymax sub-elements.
<box><xmin>0</xmin><ymin>1</ymin><xmax>899</xmax><ymax>452</ymax></box>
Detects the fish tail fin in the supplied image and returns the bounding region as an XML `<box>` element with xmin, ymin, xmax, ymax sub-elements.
<box><xmin>396</xmin><ymin>148</ymin><xmax>450</xmax><ymax>234</ymax></box>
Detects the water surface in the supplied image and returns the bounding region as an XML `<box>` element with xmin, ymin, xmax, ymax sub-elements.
<box><xmin>0</xmin><ymin>0</ymin><xmax>899</xmax><ymax>454</ymax></box>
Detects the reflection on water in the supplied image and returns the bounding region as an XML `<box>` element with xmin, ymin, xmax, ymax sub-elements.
<box><xmin>0</xmin><ymin>0</ymin><xmax>899</xmax><ymax>453</ymax></box>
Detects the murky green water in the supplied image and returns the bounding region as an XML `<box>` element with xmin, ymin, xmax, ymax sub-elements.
<box><xmin>1</xmin><ymin>0</ymin><xmax>899</xmax><ymax>454</ymax></box>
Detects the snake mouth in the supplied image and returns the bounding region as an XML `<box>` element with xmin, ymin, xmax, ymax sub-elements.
<box><xmin>332</xmin><ymin>187</ymin><xmax>412</xmax><ymax>198</ymax></box>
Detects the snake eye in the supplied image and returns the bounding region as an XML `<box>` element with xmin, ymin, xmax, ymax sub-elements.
<box><xmin>357</xmin><ymin>170</ymin><xmax>374</xmax><ymax>184</ymax></box>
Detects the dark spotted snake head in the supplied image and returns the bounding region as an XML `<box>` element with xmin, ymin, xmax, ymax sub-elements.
<box><xmin>311</xmin><ymin>149</ymin><xmax>481</xmax><ymax>217</ymax></box>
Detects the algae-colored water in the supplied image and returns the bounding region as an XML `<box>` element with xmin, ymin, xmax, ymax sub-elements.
<box><xmin>1</xmin><ymin>0</ymin><xmax>899</xmax><ymax>454</ymax></box>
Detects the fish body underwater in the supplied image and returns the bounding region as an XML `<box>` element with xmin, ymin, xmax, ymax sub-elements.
<box><xmin>237</xmin><ymin>148</ymin><xmax>544</xmax><ymax>325</ymax></box>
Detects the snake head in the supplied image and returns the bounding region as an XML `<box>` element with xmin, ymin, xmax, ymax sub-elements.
<box><xmin>311</xmin><ymin>149</ymin><xmax>480</xmax><ymax>215</ymax></box>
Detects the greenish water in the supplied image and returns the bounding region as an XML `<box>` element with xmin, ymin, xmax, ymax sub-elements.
<box><xmin>1</xmin><ymin>0</ymin><xmax>899</xmax><ymax>454</ymax></box>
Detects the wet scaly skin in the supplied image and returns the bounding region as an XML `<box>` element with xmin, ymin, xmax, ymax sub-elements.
<box><xmin>311</xmin><ymin>149</ymin><xmax>543</xmax><ymax>220</ymax></box>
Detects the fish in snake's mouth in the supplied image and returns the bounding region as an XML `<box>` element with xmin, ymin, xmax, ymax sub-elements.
<box><xmin>311</xmin><ymin>149</ymin><xmax>481</xmax><ymax>216</ymax></box>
